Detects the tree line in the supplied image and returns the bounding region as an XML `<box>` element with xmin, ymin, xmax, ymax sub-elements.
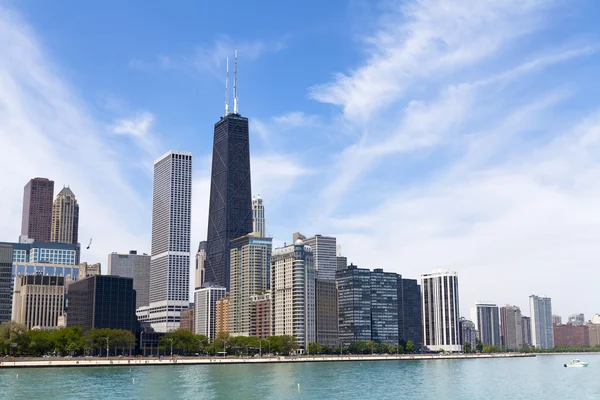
<box><xmin>0</xmin><ymin>321</ymin><xmax>135</xmax><ymax>357</ymax></box>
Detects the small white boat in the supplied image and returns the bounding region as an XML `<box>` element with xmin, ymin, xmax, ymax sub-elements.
<box><xmin>564</xmin><ymin>359</ymin><xmax>589</xmax><ymax>368</ymax></box>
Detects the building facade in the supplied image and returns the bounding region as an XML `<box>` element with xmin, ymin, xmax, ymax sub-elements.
<box><xmin>67</xmin><ymin>275</ymin><xmax>138</xmax><ymax>333</ymax></box>
<box><xmin>586</xmin><ymin>323</ymin><xmax>600</xmax><ymax>347</ymax></box>
<box><xmin>147</xmin><ymin>150</ymin><xmax>192</xmax><ymax>332</ymax></box>
<box><xmin>554</xmin><ymin>323</ymin><xmax>590</xmax><ymax>347</ymax></box>
<box><xmin>205</xmin><ymin>112</ymin><xmax>253</xmax><ymax>291</ymax></box>
<box><xmin>180</xmin><ymin>306</ymin><xmax>195</xmax><ymax>333</ymax></box>
<box><xmin>11</xmin><ymin>275</ymin><xmax>65</xmax><ymax>329</ymax></box>
<box><xmin>336</xmin><ymin>256</ymin><xmax>347</xmax><ymax>272</ymax></box>
<box><xmin>529</xmin><ymin>295</ymin><xmax>554</xmax><ymax>349</ymax></box>
<box><xmin>193</xmin><ymin>286</ymin><xmax>226</xmax><ymax>340</ymax></box>
<box><xmin>0</xmin><ymin>245</ymin><xmax>13</xmax><ymax>323</ymax></box>
<box><xmin>107</xmin><ymin>251</ymin><xmax>151</xmax><ymax>309</ymax></box>
<box><xmin>522</xmin><ymin>316</ymin><xmax>532</xmax><ymax>347</ymax></box>
<box><xmin>552</xmin><ymin>315</ymin><xmax>562</xmax><ymax>326</ymax></box>
<box><xmin>500</xmin><ymin>305</ymin><xmax>523</xmax><ymax>349</ymax></box>
<box><xmin>51</xmin><ymin>187</ymin><xmax>79</xmax><ymax>246</ymax></box>
<box><xmin>195</xmin><ymin>241</ymin><xmax>207</xmax><ymax>290</ymax></box>
<box><xmin>421</xmin><ymin>270</ymin><xmax>461</xmax><ymax>352</ymax></box>
<box><xmin>336</xmin><ymin>264</ymin><xmax>372</xmax><ymax>346</ymax></box>
<box><xmin>250</xmin><ymin>292</ymin><xmax>272</xmax><ymax>339</ymax></box>
<box><xmin>271</xmin><ymin>240</ymin><xmax>315</xmax><ymax>349</ymax></box>
<box><xmin>301</xmin><ymin>234</ymin><xmax>337</xmax><ymax>281</ymax></box>
<box><xmin>252</xmin><ymin>195</ymin><xmax>265</xmax><ymax>237</ymax></box>
<box><xmin>568</xmin><ymin>313</ymin><xmax>585</xmax><ymax>326</ymax></box>
<box><xmin>315</xmin><ymin>279</ymin><xmax>339</xmax><ymax>348</ymax></box>
<box><xmin>21</xmin><ymin>178</ymin><xmax>54</xmax><ymax>242</ymax></box>
<box><xmin>216</xmin><ymin>296</ymin><xmax>230</xmax><ymax>335</ymax></box>
<box><xmin>459</xmin><ymin>318</ymin><xmax>477</xmax><ymax>349</ymax></box>
<box><xmin>370</xmin><ymin>269</ymin><xmax>399</xmax><ymax>345</ymax></box>
<box><xmin>78</xmin><ymin>262</ymin><xmax>101</xmax><ymax>279</ymax></box>
<box><xmin>229</xmin><ymin>233</ymin><xmax>272</xmax><ymax>336</ymax></box>
<box><xmin>472</xmin><ymin>302</ymin><xmax>501</xmax><ymax>347</ymax></box>
<box><xmin>399</xmin><ymin>278</ymin><xmax>423</xmax><ymax>350</ymax></box>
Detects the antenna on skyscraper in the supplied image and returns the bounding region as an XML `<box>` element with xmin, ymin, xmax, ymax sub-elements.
<box><xmin>233</xmin><ymin>46</ymin><xmax>238</xmax><ymax>114</ymax></box>
<box><xmin>225</xmin><ymin>57</ymin><xmax>229</xmax><ymax>116</ymax></box>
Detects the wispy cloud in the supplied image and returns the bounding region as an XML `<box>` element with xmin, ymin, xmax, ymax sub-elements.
<box><xmin>113</xmin><ymin>111</ymin><xmax>154</xmax><ymax>137</ymax></box>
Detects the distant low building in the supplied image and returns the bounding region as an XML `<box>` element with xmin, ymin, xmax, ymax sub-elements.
<box><xmin>554</xmin><ymin>323</ymin><xmax>590</xmax><ymax>347</ymax></box>
<box><xmin>107</xmin><ymin>250</ymin><xmax>150</xmax><ymax>309</ymax></box>
<box><xmin>586</xmin><ymin>323</ymin><xmax>600</xmax><ymax>347</ymax></box>
<box><xmin>568</xmin><ymin>313</ymin><xmax>585</xmax><ymax>326</ymax></box>
<box><xmin>194</xmin><ymin>285</ymin><xmax>226</xmax><ymax>340</ymax></box>
<box><xmin>552</xmin><ymin>315</ymin><xmax>562</xmax><ymax>326</ymax></box>
<box><xmin>78</xmin><ymin>262</ymin><xmax>101</xmax><ymax>279</ymax></box>
<box><xmin>12</xmin><ymin>275</ymin><xmax>66</xmax><ymax>329</ymax></box>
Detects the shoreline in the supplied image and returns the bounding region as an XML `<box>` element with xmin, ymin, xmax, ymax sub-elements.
<box><xmin>0</xmin><ymin>353</ymin><xmax>535</xmax><ymax>369</ymax></box>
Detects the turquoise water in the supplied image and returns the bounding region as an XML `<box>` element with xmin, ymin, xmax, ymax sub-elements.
<box><xmin>1</xmin><ymin>355</ymin><xmax>599</xmax><ymax>399</ymax></box>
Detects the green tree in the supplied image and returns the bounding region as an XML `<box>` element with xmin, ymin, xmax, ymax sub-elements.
<box><xmin>0</xmin><ymin>322</ymin><xmax>29</xmax><ymax>355</ymax></box>
<box><xmin>348</xmin><ymin>341</ymin><xmax>368</xmax><ymax>354</ymax></box>
<box><xmin>51</xmin><ymin>326</ymin><xmax>83</xmax><ymax>356</ymax></box>
<box><xmin>307</xmin><ymin>342</ymin><xmax>321</xmax><ymax>355</ymax></box>
<box><xmin>463</xmin><ymin>341</ymin><xmax>472</xmax><ymax>353</ymax></box>
<box><xmin>476</xmin><ymin>339</ymin><xmax>484</xmax><ymax>352</ymax></box>
<box><xmin>405</xmin><ymin>340</ymin><xmax>415</xmax><ymax>353</ymax></box>
<box><xmin>26</xmin><ymin>329</ymin><xmax>54</xmax><ymax>356</ymax></box>
<box><xmin>279</xmin><ymin>335</ymin><xmax>299</xmax><ymax>355</ymax></box>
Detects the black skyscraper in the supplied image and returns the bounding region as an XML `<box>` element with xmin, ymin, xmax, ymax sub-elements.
<box><xmin>205</xmin><ymin>112</ymin><xmax>253</xmax><ymax>290</ymax></box>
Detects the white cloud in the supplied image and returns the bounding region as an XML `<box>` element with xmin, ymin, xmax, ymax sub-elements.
<box><xmin>113</xmin><ymin>111</ymin><xmax>155</xmax><ymax>138</ymax></box>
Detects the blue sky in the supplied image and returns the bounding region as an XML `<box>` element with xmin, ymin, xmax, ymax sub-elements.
<box><xmin>2</xmin><ymin>0</ymin><xmax>600</xmax><ymax>319</ymax></box>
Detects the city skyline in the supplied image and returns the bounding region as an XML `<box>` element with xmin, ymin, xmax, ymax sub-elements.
<box><xmin>2</xmin><ymin>1</ymin><xmax>600</xmax><ymax>319</ymax></box>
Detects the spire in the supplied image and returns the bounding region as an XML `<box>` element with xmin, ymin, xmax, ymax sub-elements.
<box><xmin>233</xmin><ymin>47</ymin><xmax>238</xmax><ymax>114</ymax></box>
<box><xmin>225</xmin><ymin>57</ymin><xmax>229</xmax><ymax>116</ymax></box>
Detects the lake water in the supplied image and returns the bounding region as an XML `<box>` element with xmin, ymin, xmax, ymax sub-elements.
<box><xmin>1</xmin><ymin>355</ymin><xmax>599</xmax><ymax>399</ymax></box>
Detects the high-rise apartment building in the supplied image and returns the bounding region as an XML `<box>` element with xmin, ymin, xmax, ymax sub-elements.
<box><xmin>194</xmin><ymin>285</ymin><xmax>226</xmax><ymax>340</ymax></box>
<box><xmin>568</xmin><ymin>313</ymin><xmax>585</xmax><ymax>326</ymax></box>
<box><xmin>146</xmin><ymin>150</ymin><xmax>192</xmax><ymax>332</ymax></box>
<box><xmin>67</xmin><ymin>275</ymin><xmax>138</xmax><ymax>333</ymax></box>
<box><xmin>216</xmin><ymin>296</ymin><xmax>230</xmax><ymax>335</ymax></box>
<box><xmin>399</xmin><ymin>278</ymin><xmax>423</xmax><ymax>350</ymax></box>
<box><xmin>552</xmin><ymin>315</ymin><xmax>562</xmax><ymax>325</ymax></box>
<box><xmin>252</xmin><ymin>195</ymin><xmax>265</xmax><ymax>238</ymax></box>
<box><xmin>301</xmin><ymin>234</ymin><xmax>337</xmax><ymax>281</ymax></box>
<box><xmin>370</xmin><ymin>269</ymin><xmax>399</xmax><ymax>345</ymax></box>
<box><xmin>522</xmin><ymin>316</ymin><xmax>532</xmax><ymax>346</ymax></box>
<box><xmin>228</xmin><ymin>232</ymin><xmax>272</xmax><ymax>336</ymax></box>
<box><xmin>500</xmin><ymin>305</ymin><xmax>523</xmax><ymax>349</ymax></box>
<box><xmin>0</xmin><ymin>245</ymin><xmax>14</xmax><ymax>324</ymax></box>
<box><xmin>107</xmin><ymin>250</ymin><xmax>151</xmax><ymax>309</ymax></box>
<box><xmin>459</xmin><ymin>317</ymin><xmax>477</xmax><ymax>349</ymax></box>
<box><xmin>195</xmin><ymin>241</ymin><xmax>207</xmax><ymax>289</ymax></box>
<box><xmin>250</xmin><ymin>292</ymin><xmax>272</xmax><ymax>339</ymax></box>
<box><xmin>554</xmin><ymin>323</ymin><xmax>590</xmax><ymax>347</ymax></box>
<box><xmin>421</xmin><ymin>270</ymin><xmax>461</xmax><ymax>352</ymax></box>
<box><xmin>471</xmin><ymin>302</ymin><xmax>501</xmax><ymax>347</ymax></box>
<box><xmin>11</xmin><ymin>275</ymin><xmax>65</xmax><ymax>329</ymax></box>
<box><xmin>21</xmin><ymin>178</ymin><xmax>54</xmax><ymax>242</ymax></box>
<box><xmin>315</xmin><ymin>279</ymin><xmax>339</xmax><ymax>348</ymax></box>
<box><xmin>271</xmin><ymin>240</ymin><xmax>315</xmax><ymax>349</ymax></box>
<box><xmin>529</xmin><ymin>295</ymin><xmax>554</xmax><ymax>349</ymax></box>
<box><xmin>336</xmin><ymin>264</ymin><xmax>372</xmax><ymax>346</ymax></box>
<box><xmin>205</xmin><ymin>91</ymin><xmax>253</xmax><ymax>291</ymax></box>
<box><xmin>586</xmin><ymin>323</ymin><xmax>600</xmax><ymax>347</ymax></box>
<box><xmin>51</xmin><ymin>187</ymin><xmax>79</xmax><ymax>245</ymax></box>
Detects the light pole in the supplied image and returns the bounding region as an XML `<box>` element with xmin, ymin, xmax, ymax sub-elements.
<box><xmin>141</xmin><ymin>330</ymin><xmax>145</xmax><ymax>356</ymax></box>
<box><xmin>168</xmin><ymin>338</ymin><xmax>174</xmax><ymax>357</ymax></box>
<box><xmin>103</xmin><ymin>337</ymin><xmax>109</xmax><ymax>358</ymax></box>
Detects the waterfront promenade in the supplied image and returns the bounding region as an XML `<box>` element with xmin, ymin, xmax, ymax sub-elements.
<box><xmin>0</xmin><ymin>352</ymin><xmax>534</xmax><ymax>369</ymax></box>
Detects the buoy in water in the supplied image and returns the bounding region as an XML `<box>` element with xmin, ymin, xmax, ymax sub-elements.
<box><xmin>132</xmin><ymin>378</ymin><xmax>135</xmax><ymax>384</ymax></box>
<box><xmin>16</xmin><ymin>374</ymin><xmax>19</xmax><ymax>379</ymax></box>
<box><xmin>297</xmin><ymin>383</ymin><xmax>300</xmax><ymax>391</ymax></box>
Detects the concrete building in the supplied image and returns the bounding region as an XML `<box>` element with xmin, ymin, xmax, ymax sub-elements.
<box><xmin>554</xmin><ymin>323</ymin><xmax>590</xmax><ymax>347</ymax></box>
<box><xmin>180</xmin><ymin>306</ymin><xmax>195</xmax><ymax>333</ymax></box>
<box><xmin>67</xmin><ymin>275</ymin><xmax>138</xmax><ymax>333</ymax></box>
<box><xmin>216</xmin><ymin>296</ymin><xmax>230</xmax><ymax>335</ymax></box>
<box><xmin>11</xmin><ymin>275</ymin><xmax>65</xmax><ymax>329</ymax></box>
<box><xmin>229</xmin><ymin>233</ymin><xmax>272</xmax><ymax>336</ymax></box>
<box><xmin>522</xmin><ymin>316</ymin><xmax>532</xmax><ymax>347</ymax></box>
<box><xmin>592</xmin><ymin>314</ymin><xmax>600</xmax><ymax>324</ymax></box>
<box><xmin>399</xmin><ymin>278</ymin><xmax>423</xmax><ymax>350</ymax></box>
<box><xmin>529</xmin><ymin>295</ymin><xmax>554</xmax><ymax>349</ymax></box>
<box><xmin>421</xmin><ymin>270</ymin><xmax>461</xmax><ymax>352</ymax></box>
<box><xmin>21</xmin><ymin>178</ymin><xmax>54</xmax><ymax>242</ymax></box>
<box><xmin>552</xmin><ymin>315</ymin><xmax>562</xmax><ymax>325</ymax></box>
<box><xmin>193</xmin><ymin>285</ymin><xmax>226</xmax><ymax>340</ymax></box>
<box><xmin>472</xmin><ymin>302</ymin><xmax>501</xmax><ymax>347</ymax></box>
<box><xmin>107</xmin><ymin>251</ymin><xmax>151</xmax><ymax>309</ymax></box>
<box><xmin>252</xmin><ymin>195</ymin><xmax>266</xmax><ymax>238</ymax></box>
<box><xmin>315</xmin><ymin>279</ymin><xmax>338</xmax><ymax>348</ymax></box>
<box><xmin>336</xmin><ymin>256</ymin><xmax>347</xmax><ymax>272</ymax></box>
<box><xmin>370</xmin><ymin>269</ymin><xmax>399</xmax><ymax>345</ymax></box>
<box><xmin>51</xmin><ymin>187</ymin><xmax>79</xmax><ymax>247</ymax></box>
<box><xmin>500</xmin><ymin>305</ymin><xmax>523</xmax><ymax>349</ymax></box>
<box><xmin>459</xmin><ymin>318</ymin><xmax>477</xmax><ymax>349</ymax></box>
<box><xmin>0</xmin><ymin>245</ymin><xmax>14</xmax><ymax>323</ymax></box>
<box><xmin>146</xmin><ymin>150</ymin><xmax>192</xmax><ymax>332</ymax></box>
<box><xmin>586</xmin><ymin>323</ymin><xmax>600</xmax><ymax>347</ymax></box>
<box><xmin>300</xmin><ymin>234</ymin><xmax>337</xmax><ymax>281</ymax></box>
<box><xmin>568</xmin><ymin>313</ymin><xmax>585</xmax><ymax>326</ymax></box>
<box><xmin>271</xmin><ymin>239</ymin><xmax>315</xmax><ymax>349</ymax></box>
<box><xmin>250</xmin><ymin>292</ymin><xmax>272</xmax><ymax>339</ymax></box>
<box><xmin>78</xmin><ymin>262</ymin><xmax>101</xmax><ymax>279</ymax></box>
<box><xmin>195</xmin><ymin>241</ymin><xmax>207</xmax><ymax>290</ymax></box>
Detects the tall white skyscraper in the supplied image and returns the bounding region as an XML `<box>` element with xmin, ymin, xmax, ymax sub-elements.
<box><xmin>421</xmin><ymin>270</ymin><xmax>461</xmax><ymax>352</ymax></box>
<box><xmin>146</xmin><ymin>150</ymin><xmax>192</xmax><ymax>332</ymax></box>
<box><xmin>471</xmin><ymin>302</ymin><xmax>501</xmax><ymax>346</ymax></box>
<box><xmin>529</xmin><ymin>295</ymin><xmax>554</xmax><ymax>349</ymax></box>
<box><xmin>298</xmin><ymin>234</ymin><xmax>337</xmax><ymax>281</ymax></box>
<box><xmin>252</xmin><ymin>195</ymin><xmax>265</xmax><ymax>237</ymax></box>
<box><xmin>271</xmin><ymin>239</ymin><xmax>315</xmax><ymax>349</ymax></box>
<box><xmin>194</xmin><ymin>285</ymin><xmax>226</xmax><ymax>340</ymax></box>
